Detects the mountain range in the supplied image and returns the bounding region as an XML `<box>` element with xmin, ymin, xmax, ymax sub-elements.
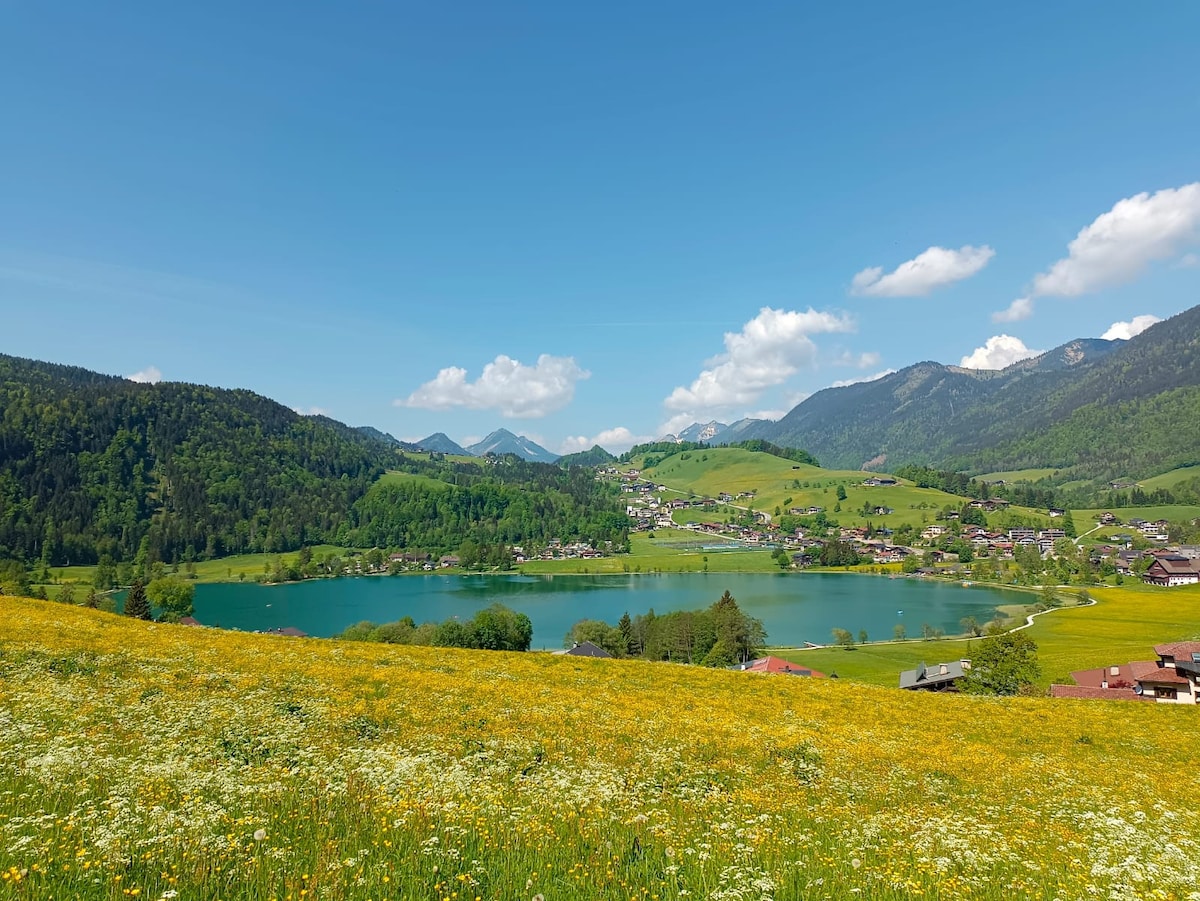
<box><xmin>667</xmin><ymin>303</ymin><xmax>1200</xmax><ymax>485</ymax></box>
<box><xmin>414</xmin><ymin>429</ymin><xmax>559</xmax><ymax>463</ymax></box>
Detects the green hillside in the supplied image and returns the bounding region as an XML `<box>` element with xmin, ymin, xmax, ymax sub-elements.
<box><xmin>0</xmin><ymin>353</ymin><xmax>395</xmax><ymax>566</ymax></box>
<box><xmin>749</xmin><ymin>304</ymin><xmax>1200</xmax><ymax>491</ymax></box>
<box><xmin>639</xmin><ymin>447</ymin><xmax>1048</xmax><ymax>529</ymax></box>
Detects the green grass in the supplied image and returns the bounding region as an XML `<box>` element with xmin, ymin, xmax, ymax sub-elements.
<box><xmin>1137</xmin><ymin>464</ymin><xmax>1200</xmax><ymax>492</ymax></box>
<box><xmin>518</xmin><ymin>528</ymin><xmax>782</xmax><ymax>574</ymax></box>
<box><xmin>773</xmin><ymin>580</ymin><xmax>1200</xmax><ymax>689</ymax></box>
<box><xmin>974</xmin><ymin>467</ymin><xmax>1061</xmax><ymax>483</ymax></box>
<box><xmin>641</xmin><ymin>447</ymin><xmax>1049</xmax><ymax>528</ymax></box>
<box><xmin>1075</xmin><ymin>504</ymin><xmax>1200</xmax><ymax>524</ymax></box>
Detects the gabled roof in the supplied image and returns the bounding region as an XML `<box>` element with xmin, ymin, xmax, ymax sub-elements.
<box><xmin>555</xmin><ymin>640</ymin><xmax>612</xmax><ymax>658</ymax></box>
<box><xmin>1154</xmin><ymin>640</ymin><xmax>1200</xmax><ymax>659</ymax></box>
<box><xmin>1129</xmin><ymin>660</ymin><xmax>1190</xmax><ymax>685</ymax></box>
<box><xmin>1069</xmin><ymin>663</ymin><xmax>1136</xmax><ymax>688</ymax></box>
<box><xmin>899</xmin><ymin>660</ymin><xmax>966</xmax><ymax>689</ymax></box>
<box><xmin>734</xmin><ymin>656</ymin><xmax>826</xmax><ymax>677</ymax></box>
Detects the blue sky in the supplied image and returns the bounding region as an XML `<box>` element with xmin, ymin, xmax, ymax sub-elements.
<box><xmin>3</xmin><ymin>2</ymin><xmax>1199</xmax><ymax>454</ymax></box>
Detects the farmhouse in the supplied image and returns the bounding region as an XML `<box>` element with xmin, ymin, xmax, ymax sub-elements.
<box><xmin>1051</xmin><ymin>641</ymin><xmax>1200</xmax><ymax>703</ymax></box>
<box><xmin>732</xmin><ymin>656</ymin><xmax>826</xmax><ymax>677</ymax></box>
<box><xmin>554</xmin><ymin>640</ymin><xmax>612</xmax><ymax>658</ymax></box>
<box><xmin>899</xmin><ymin>659</ymin><xmax>971</xmax><ymax>692</ymax></box>
<box><xmin>1143</xmin><ymin>555</ymin><xmax>1200</xmax><ymax>586</ymax></box>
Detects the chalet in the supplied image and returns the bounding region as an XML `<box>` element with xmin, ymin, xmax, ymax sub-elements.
<box><xmin>1142</xmin><ymin>555</ymin><xmax>1200</xmax><ymax>586</ymax></box>
<box><xmin>1099</xmin><ymin>512</ymin><xmax>1119</xmax><ymax>525</ymax></box>
<box><xmin>732</xmin><ymin>656</ymin><xmax>826</xmax><ymax>677</ymax></box>
<box><xmin>899</xmin><ymin>659</ymin><xmax>971</xmax><ymax>692</ymax></box>
<box><xmin>1048</xmin><ymin>507</ymin><xmax>1066</xmax><ymax>518</ymax></box>
<box><xmin>555</xmin><ymin>640</ymin><xmax>612</xmax><ymax>658</ymax></box>
<box><xmin>1008</xmin><ymin>528</ymin><xmax>1036</xmax><ymax>541</ymax></box>
<box><xmin>872</xmin><ymin>506</ymin><xmax>894</xmax><ymax>516</ymax></box>
<box><xmin>438</xmin><ymin>555</ymin><xmax>461</xmax><ymax>568</ymax></box>
<box><xmin>1054</xmin><ymin>643</ymin><xmax>1200</xmax><ymax>703</ymax></box>
<box><xmin>921</xmin><ymin>525</ymin><xmax>946</xmax><ymax>540</ymax></box>
<box><xmin>862</xmin><ymin>477</ymin><xmax>897</xmax><ymax>487</ymax></box>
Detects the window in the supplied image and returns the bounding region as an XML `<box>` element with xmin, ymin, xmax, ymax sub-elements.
<box><xmin>1154</xmin><ymin>686</ymin><xmax>1177</xmax><ymax>700</ymax></box>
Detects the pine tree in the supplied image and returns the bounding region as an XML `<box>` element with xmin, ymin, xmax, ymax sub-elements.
<box><xmin>124</xmin><ymin>578</ymin><xmax>152</xmax><ymax>620</ymax></box>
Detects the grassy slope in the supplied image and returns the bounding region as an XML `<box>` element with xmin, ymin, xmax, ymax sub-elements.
<box><xmin>1135</xmin><ymin>464</ymin><xmax>1200</xmax><ymax>491</ymax></box>
<box><xmin>775</xmin><ymin>582</ymin><xmax>1200</xmax><ymax>687</ymax></box>
<box><xmin>642</xmin><ymin>448</ymin><xmax>1050</xmax><ymax>528</ymax></box>
<box><xmin>2</xmin><ymin>596</ymin><xmax>1198</xmax><ymax>901</ymax></box>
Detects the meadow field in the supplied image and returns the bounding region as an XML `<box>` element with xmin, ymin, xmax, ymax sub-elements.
<box><xmin>638</xmin><ymin>449</ymin><xmax>1051</xmax><ymax>530</ymax></box>
<box><xmin>1</xmin><ymin>596</ymin><xmax>1198</xmax><ymax>901</ymax></box>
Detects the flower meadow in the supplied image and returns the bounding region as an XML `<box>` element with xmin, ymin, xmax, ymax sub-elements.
<box><xmin>1</xmin><ymin>597</ymin><xmax>1198</xmax><ymax>901</ymax></box>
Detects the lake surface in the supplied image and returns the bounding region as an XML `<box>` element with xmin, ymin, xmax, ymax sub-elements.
<box><xmin>193</xmin><ymin>573</ymin><xmax>1017</xmax><ymax>649</ymax></box>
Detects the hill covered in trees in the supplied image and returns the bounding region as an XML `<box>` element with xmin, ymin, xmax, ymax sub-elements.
<box><xmin>343</xmin><ymin>454</ymin><xmax>628</xmax><ymax>559</ymax></box>
<box><xmin>0</xmin><ymin>354</ymin><xmax>626</xmax><ymax>569</ymax></box>
<box><xmin>0</xmin><ymin>354</ymin><xmax>395</xmax><ymax>567</ymax></box>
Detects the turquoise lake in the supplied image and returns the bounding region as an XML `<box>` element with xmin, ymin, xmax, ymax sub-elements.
<box><xmin>192</xmin><ymin>573</ymin><xmax>1018</xmax><ymax>649</ymax></box>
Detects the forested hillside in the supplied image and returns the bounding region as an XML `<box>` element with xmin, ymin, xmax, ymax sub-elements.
<box><xmin>0</xmin><ymin>354</ymin><xmax>395</xmax><ymax>566</ymax></box>
<box><xmin>344</xmin><ymin>454</ymin><xmax>628</xmax><ymax>558</ymax></box>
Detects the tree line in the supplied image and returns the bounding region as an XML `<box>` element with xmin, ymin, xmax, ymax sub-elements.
<box><xmin>337</xmin><ymin>603</ymin><xmax>533</xmax><ymax>652</ymax></box>
<box><xmin>564</xmin><ymin>590</ymin><xmax>766</xmax><ymax>666</ymax></box>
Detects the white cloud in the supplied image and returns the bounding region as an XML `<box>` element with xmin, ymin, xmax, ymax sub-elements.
<box><xmin>664</xmin><ymin>307</ymin><xmax>854</xmax><ymax>420</ymax></box>
<box><xmin>1101</xmin><ymin>314</ymin><xmax>1161</xmax><ymax>341</ymax></box>
<box><xmin>558</xmin><ymin>427</ymin><xmax>653</xmax><ymax>455</ymax></box>
<box><xmin>958</xmin><ymin>335</ymin><xmax>1042</xmax><ymax>370</ymax></box>
<box><xmin>126</xmin><ymin>365</ymin><xmax>162</xmax><ymax>384</ymax></box>
<box><xmin>850</xmin><ymin>245</ymin><xmax>995</xmax><ymax>297</ymax></box>
<box><xmin>399</xmin><ymin>354</ymin><xmax>589</xmax><ymax>418</ymax></box>
<box><xmin>836</xmin><ymin>350</ymin><xmax>883</xmax><ymax>369</ymax></box>
<box><xmin>992</xmin><ymin>296</ymin><xmax>1034</xmax><ymax>323</ymax></box>
<box><xmin>1177</xmin><ymin>252</ymin><xmax>1199</xmax><ymax>269</ymax></box>
<box><xmin>829</xmin><ymin>369</ymin><xmax>897</xmax><ymax>388</ymax></box>
<box><xmin>292</xmin><ymin>405</ymin><xmax>330</xmax><ymax>417</ymax></box>
<box><xmin>1030</xmin><ymin>183</ymin><xmax>1200</xmax><ymax>297</ymax></box>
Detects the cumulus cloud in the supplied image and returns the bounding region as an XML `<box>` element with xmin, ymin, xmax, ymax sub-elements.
<box><xmin>399</xmin><ymin>354</ymin><xmax>589</xmax><ymax>418</ymax></box>
<box><xmin>992</xmin><ymin>296</ymin><xmax>1034</xmax><ymax>323</ymax></box>
<box><xmin>558</xmin><ymin>427</ymin><xmax>653</xmax><ymax>456</ymax></box>
<box><xmin>664</xmin><ymin>307</ymin><xmax>855</xmax><ymax>418</ymax></box>
<box><xmin>850</xmin><ymin>245</ymin><xmax>995</xmax><ymax>297</ymax></box>
<box><xmin>958</xmin><ymin>335</ymin><xmax>1042</xmax><ymax>370</ymax></box>
<box><xmin>836</xmin><ymin>350</ymin><xmax>883</xmax><ymax>369</ymax></box>
<box><xmin>126</xmin><ymin>365</ymin><xmax>162</xmax><ymax>384</ymax></box>
<box><xmin>1101</xmin><ymin>314</ymin><xmax>1161</xmax><ymax>341</ymax></box>
<box><xmin>1030</xmin><ymin>183</ymin><xmax>1200</xmax><ymax>297</ymax></box>
<box><xmin>829</xmin><ymin>369</ymin><xmax>897</xmax><ymax>388</ymax></box>
<box><xmin>292</xmin><ymin>405</ymin><xmax>330</xmax><ymax>417</ymax></box>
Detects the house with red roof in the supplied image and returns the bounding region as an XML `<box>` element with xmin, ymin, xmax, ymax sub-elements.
<box><xmin>1142</xmin><ymin>555</ymin><xmax>1200</xmax><ymax>586</ymax></box>
<box><xmin>732</xmin><ymin>656</ymin><xmax>826</xmax><ymax>678</ymax></box>
<box><xmin>1051</xmin><ymin>641</ymin><xmax>1200</xmax><ymax>703</ymax></box>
